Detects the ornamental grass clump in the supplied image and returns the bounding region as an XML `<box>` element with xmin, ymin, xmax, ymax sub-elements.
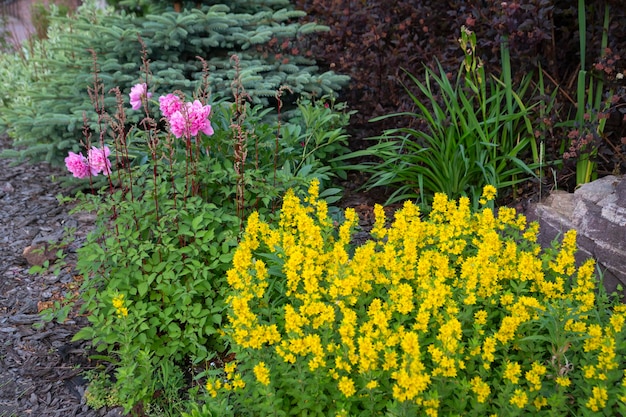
<box><xmin>202</xmin><ymin>180</ymin><xmax>626</xmax><ymax>417</ymax></box>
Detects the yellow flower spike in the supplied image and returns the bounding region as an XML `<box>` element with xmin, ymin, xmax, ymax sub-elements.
<box><xmin>431</xmin><ymin>192</ymin><xmax>449</xmax><ymax>214</ymax></box>
<box><xmin>534</xmin><ymin>396</ymin><xmax>548</xmax><ymax>410</ymax></box>
<box><xmin>496</xmin><ymin>206</ymin><xmax>517</xmax><ymax>229</ymax></box>
<box><xmin>371</xmin><ymin>204</ymin><xmax>387</xmax><ymax>239</ymax></box>
<box><xmin>112</xmin><ymin>293</ymin><xmax>124</xmax><ymax>309</ymax></box>
<box><xmin>496</xmin><ymin>315</ymin><xmax>521</xmax><ymax>345</ymax></box>
<box><xmin>525</xmin><ymin>362</ymin><xmax>547</xmax><ymax>392</ymax></box>
<box><xmin>339</xmin><ymin>207</ymin><xmax>358</xmax><ymax>245</ymax></box>
<box><xmin>205</xmin><ymin>378</ymin><xmax>220</xmax><ymax>398</ymax></box>
<box><xmin>338</xmin><ymin>376</ymin><xmax>356</xmax><ymax>397</ymax></box>
<box><xmin>232</xmin><ymin>373</ymin><xmax>246</xmax><ymax>390</ymax></box>
<box><xmin>474</xmin><ymin>310</ymin><xmax>488</xmax><ymax>326</ymax></box>
<box><xmin>555</xmin><ymin>376</ymin><xmax>571</xmax><ymax>387</ymax></box>
<box><xmin>583</xmin><ymin>364</ymin><xmax>596</xmax><ymax>379</ymax></box>
<box><xmin>584</xmin><ymin>324</ymin><xmax>604</xmax><ymax>352</ymax></box>
<box><xmin>470</xmin><ymin>376</ymin><xmax>491</xmax><ymax>403</ymax></box>
<box><xmin>550</xmin><ymin>230</ymin><xmax>578</xmax><ymax>275</ymax></box>
<box><xmin>391</xmin><ymin>360</ymin><xmax>431</xmax><ymax>402</ymax></box>
<box><xmin>366</xmin><ymin>380</ymin><xmax>378</xmax><ymax>390</ymax></box>
<box><xmin>253</xmin><ymin>361</ymin><xmax>271</xmax><ymax>386</ymax></box>
<box><xmin>610</xmin><ymin>312</ymin><xmax>625</xmax><ymax>333</ymax></box>
<box><xmin>571</xmin><ymin>259</ymin><xmax>596</xmax><ymax>312</ymax></box>
<box><xmin>357</xmin><ymin>333</ymin><xmax>382</xmax><ymax>373</ymax></box>
<box><xmin>111</xmin><ymin>294</ymin><xmax>128</xmax><ymax>318</ymax></box>
<box><xmin>481</xmin><ymin>336</ymin><xmax>496</xmax><ymax>367</ymax></box>
<box><xmin>482</xmin><ymin>184</ymin><xmax>497</xmax><ymax>201</ymax></box>
<box><xmin>223</xmin><ymin>361</ymin><xmax>237</xmax><ymax>378</ymax></box>
<box><xmin>509</xmin><ymin>389</ymin><xmax>528</xmax><ymax>409</ymax></box>
<box><xmin>389</xmin><ymin>283</ymin><xmax>414</xmax><ymax>315</ymax></box>
<box><xmin>503</xmin><ymin>361</ymin><xmax>522</xmax><ymax>384</ymax></box>
<box><xmin>306</xmin><ymin>178</ymin><xmax>320</xmax><ymax>204</ymax></box>
<box><xmin>382</xmin><ymin>350</ymin><xmax>398</xmax><ymax>371</ymax></box>
<box><xmin>522</xmin><ymin>221</ymin><xmax>540</xmax><ymax>243</ymax></box>
<box><xmin>400</xmin><ymin>331</ymin><xmax>421</xmax><ymax>357</ymax></box>
<box><xmin>437</xmin><ymin>317</ymin><xmax>462</xmax><ymax>353</ymax></box>
<box><xmin>586</xmin><ymin>386</ymin><xmax>608</xmax><ymax>412</ymax></box>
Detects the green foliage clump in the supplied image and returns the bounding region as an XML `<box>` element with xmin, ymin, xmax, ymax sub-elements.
<box><xmin>0</xmin><ymin>0</ymin><xmax>348</xmax><ymax>166</ymax></box>
<box><xmin>83</xmin><ymin>370</ymin><xmax>122</xmax><ymax>410</ymax></box>
<box><xmin>197</xmin><ymin>181</ymin><xmax>626</xmax><ymax>416</ymax></box>
<box><xmin>339</xmin><ymin>28</ymin><xmax>546</xmax><ymax>208</ymax></box>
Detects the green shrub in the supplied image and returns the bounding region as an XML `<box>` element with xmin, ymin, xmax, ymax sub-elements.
<box><xmin>30</xmin><ymin>1</ymin><xmax>74</xmax><ymax>40</ymax></box>
<box><xmin>199</xmin><ymin>180</ymin><xmax>626</xmax><ymax>416</ymax></box>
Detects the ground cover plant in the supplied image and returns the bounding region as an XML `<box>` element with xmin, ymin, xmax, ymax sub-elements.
<box><xmin>193</xmin><ymin>180</ymin><xmax>626</xmax><ymax>416</ymax></box>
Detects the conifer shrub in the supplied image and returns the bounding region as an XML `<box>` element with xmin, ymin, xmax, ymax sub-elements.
<box><xmin>194</xmin><ymin>181</ymin><xmax>626</xmax><ymax>416</ymax></box>
<box><xmin>0</xmin><ymin>0</ymin><xmax>348</xmax><ymax>166</ymax></box>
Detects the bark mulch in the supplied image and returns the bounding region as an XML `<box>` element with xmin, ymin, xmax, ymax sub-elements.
<box><xmin>0</xmin><ymin>134</ymin><xmax>122</xmax><ymax>417</ymax></box>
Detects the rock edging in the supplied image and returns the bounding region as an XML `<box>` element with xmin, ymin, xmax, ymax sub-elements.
<box><xmin>527</xmin><ymin>175</ymin><xmax>626</xmax><ymax>296</ymax></box>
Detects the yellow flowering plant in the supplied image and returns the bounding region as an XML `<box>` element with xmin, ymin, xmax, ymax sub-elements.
<box><xmin>196</xmin><ymin>180</ymin><xmax>626</xmax><ymax>417</ymax></box>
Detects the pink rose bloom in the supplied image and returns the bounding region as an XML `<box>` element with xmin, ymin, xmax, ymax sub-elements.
<box><xmin>88</xmin><ymin>146</ymin><xmax>112</xmax><ymax>176</ymax></box>
<box><xmin>129</xmin><ymin>83</ymin><xmax>152</xmax><ymax>110</ymax></box>
<box><xmin>169</xmin><ymin>100</ymin><xmax>214</xmax><ymax>138</ymax></box>
<box><xmin>65</xmin><ymin>151</ymin><xmax>91</xmax><ymax>179</ymax></box>
<box><xmin>159</xmin><ymin>93</ymin><xmax>183</xmax><ymax>118</ymax></box>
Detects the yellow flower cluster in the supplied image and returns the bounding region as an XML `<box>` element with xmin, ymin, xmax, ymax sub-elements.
<box><xmin>223</xmin><ymin>181</ymin><xmax>626</xmax><ymax>414</ymax></box>
<box><xmin>112</xmin><ymin>294</ymin><xmax>128</xmax><ymax>318</ymax></box>
<box><xmin>586</xmin><ymin>386</ymin><xmax>608</xmax><ymax>412</ymax></box>
<box><xmin>470</xmin><ymin>376</ymin><xmax>491</xmax><ymax>403</ymax></box>
<box><xmin>205</xmin><ymin>361</ymin><xmax>246</xmax><ymax>397</ymax></box>
<box><xmin>253</xmin><ymin>362</ymin><xmax>271</xmax><ymax>386</ymax></box>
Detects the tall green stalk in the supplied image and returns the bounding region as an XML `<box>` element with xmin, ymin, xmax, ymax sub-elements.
<box><xmin>500</xmin><ymin>34</ymin><xmax>540</xmax><ymax>190</ymax></box>
<box><xmin>573</xmin><ymin>0</ymin><xmax>611</xmax><ymax>185</ymax></box>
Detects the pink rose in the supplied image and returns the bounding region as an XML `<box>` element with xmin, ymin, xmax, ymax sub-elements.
<box><xmin>168</xmin><ymin>100</ymin><xmax>214</xmax><ymax>138</ymax></box>
<box><xmin>159</xmin><ymin>93</ymin><xmax>183</xmax><ymax>118</ymax></box>
<box><xmin>129</xmin><ymin>83</ymin><xmax>152</xmax><ymax>110</ymax></box>
<box><xmin>65</xmin><ymin>151</ymin><xmax>91</xmax><ymax>179</ymax></box>
<box><xmin>88</xmin><ymin>146</ymin><xmax>112</xmax><ymax>176</ymax></box>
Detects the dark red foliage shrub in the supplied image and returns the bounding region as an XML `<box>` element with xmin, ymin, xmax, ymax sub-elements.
<box><xmin>294</xmin><ymin>0</ymin><xmax>626</xmax><ymax>191</ymax></box>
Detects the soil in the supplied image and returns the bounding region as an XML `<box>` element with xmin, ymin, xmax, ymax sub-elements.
<box><xmin>0</xmin><ymin>134</ymin><xmax>123</xmax><ymax>417</ymax></box>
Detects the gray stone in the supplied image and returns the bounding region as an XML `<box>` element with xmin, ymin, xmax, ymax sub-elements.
<box><xmin>526</xmin><ymin>175</ymin><xmax>626</xmax><ymax>297</ymax></box>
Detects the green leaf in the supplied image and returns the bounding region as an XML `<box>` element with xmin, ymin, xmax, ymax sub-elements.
<box><xmin>72</xmin><ymin>326</ymin><xmax>96</xmax><ymax>342</ymax></box>
<box><xmin>137</xmin><ymin>281</ymin><xmax>149</xmax><ymax>297</ymax></box>
<box><xmin>191</xmin><ymin>214</ymin><xmax>204</xmax><ymax>231</ymax></box>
